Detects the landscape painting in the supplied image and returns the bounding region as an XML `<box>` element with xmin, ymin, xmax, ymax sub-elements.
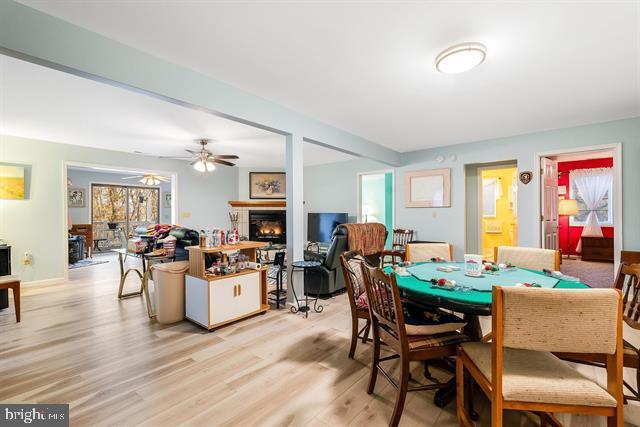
<box><xmin>0</xmin><ymin>164</ymin><xmax>25</xmax><ymax>200</ymax></box>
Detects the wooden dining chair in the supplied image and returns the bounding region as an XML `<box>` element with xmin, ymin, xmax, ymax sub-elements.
<box><xmin>340</xmin><ymin>251</ymin><xmax>371</xmax><ymax>359</ymax></box>
<box><xmin>457</xmin><ymin>286</ymin><xmax>623</xmax><ymax>427</ymax></box>
<box><xmin>494</xmin><ymin>246</ymin><xmax>560</xmax><ymax>271</ymax></box>
<box><xmin>361</xmin><ymin>264</ymin><xmax>468</xmax><ymax>427</ymax></box>
<box><xmin>380</xmin><ymin>229</ymin><xmax>414</xmax><ymax>267</ymax></box>
<box><xmin>405</xmin><ymin>242</ymin><xmax>453</xmax><ymax>262</ymax></box>
<box><xmin>557</xmin><ymin>259</ymin><xmax>640</xmax><ymax>402</ymax></box>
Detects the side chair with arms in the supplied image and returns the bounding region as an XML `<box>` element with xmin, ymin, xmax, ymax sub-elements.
<box><xmin>556</xmin><ymin>258</ymin><xmax>640</xmax><ymax>402</ymax></box>
<box><xmin>380</xmin><ymin>229</ymin><xmax>414</xmax><ymax>267</ymax></box>
<box><xmin>339</xmin><ymin>250</ymin><xmax>371</xmax><ymax>359</ymax></box>
<box><xmin>494</xmin><ymin>246</ymin><xmax>560</xmax><ymax>271</ymax></box>
<box><xmin>405</xmin><ymin>242</ymin><xmax>453</xmax><ymax>262</ymax></box>
<box><xmin>361</xmin><ymin>264</ymin><xmax>468</xmax><ymax>427</ymax></box>
<box><xmin>457</xmin><ymin>286</ymin><xmax>624</xmax><ymax>427</ymax></box>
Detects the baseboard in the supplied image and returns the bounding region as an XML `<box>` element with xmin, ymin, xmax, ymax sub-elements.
<box><xmin>20</xmin><ymin>277</ymin><xmax>66</xmax><ymax>288</ymax></box>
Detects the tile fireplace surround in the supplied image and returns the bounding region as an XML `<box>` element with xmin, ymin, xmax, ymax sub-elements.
<box><xmin>228</xmin><ymin>200</ymin><xmax>286</xmax><ymax>240</ymax></box>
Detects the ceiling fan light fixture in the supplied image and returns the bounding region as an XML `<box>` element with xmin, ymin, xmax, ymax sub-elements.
<box><xmin>193</xmin><ymin>160</ymin><xmax>206</xmax><ymax>173</ymax></box>
<box><xmin>205</xmin><ymin>161</ymin><xmax>216</xmax><ymax>172</ymax></box>
<box><xmin>435</xmin><ymin>42</ymin><xmax>486</xmax><ymax>74</ymax></box>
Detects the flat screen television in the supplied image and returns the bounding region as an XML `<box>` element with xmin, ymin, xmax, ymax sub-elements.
<box><xmin>307</xmin><ymin>212</ymin><xmax>348</xmax><ymax>243</ymax></box>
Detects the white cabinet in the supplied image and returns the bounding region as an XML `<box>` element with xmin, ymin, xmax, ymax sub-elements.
<box><xmin>210</xmin><ymin>272</ymin><xmax>260</xmax><ymax>325</ymax></box>
<box><xmin>185</xmin><ymin>269</ymin><xmax>267</xmax><ymax>330</ymax></box>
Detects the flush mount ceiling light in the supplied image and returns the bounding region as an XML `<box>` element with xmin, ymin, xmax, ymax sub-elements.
<box><xmin>435</xmin><ymin>42</ymin><xmax>486</xmax><ymax>74</ymax></box>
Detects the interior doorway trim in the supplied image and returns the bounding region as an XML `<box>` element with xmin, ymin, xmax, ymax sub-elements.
<box><xmin>62</xmin><ymin>160</ymin><xmax>178</xmax><ymax>282</ymax></box>
<box><xmin>533</xmin><ymin>143</ymin><xmax>622</xmax><ymax>266</ymax></box>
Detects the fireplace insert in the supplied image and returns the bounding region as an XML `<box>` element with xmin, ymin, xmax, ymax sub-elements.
<box><xmin>249</xmin><ymin>210</ymin><xmax>286</xmax><ymax>244</ymax></box>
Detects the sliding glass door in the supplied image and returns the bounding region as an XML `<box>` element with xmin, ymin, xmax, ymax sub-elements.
<box><xmin>91</xmin><ymin>184</ymin><xmax>159</xmax><ymax>245</ymax></box>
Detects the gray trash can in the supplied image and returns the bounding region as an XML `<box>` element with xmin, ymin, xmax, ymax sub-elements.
<box><xmin>151</xmin><ymin>261</ymin><xmax>189</xmax><ymax>324</ymax></box>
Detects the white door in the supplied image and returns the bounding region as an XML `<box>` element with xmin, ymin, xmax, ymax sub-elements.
<box><xmin>210</xmin><ymin>273</ymin><xmax>260</xmax><ymax>325</ymax></box>
<box><xmin>541</xmin><ymin>157</ymin><xmax>559</xmax><ymax>250</ymax></box>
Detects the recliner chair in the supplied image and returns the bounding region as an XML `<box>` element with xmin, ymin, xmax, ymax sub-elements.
<box><xmin>303</xmin><ymin>226</ymin><xmax>349</xmax><ymax>295</ymax></box>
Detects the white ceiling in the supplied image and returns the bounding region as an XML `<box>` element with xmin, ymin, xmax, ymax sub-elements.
<box><xmin>17</xmin><ymin>1</ymin><xmax>640</xmax><ymax>152</ymax></box>
<box><xmin>0</xmin><ymin>54</ymin><xmax>357</xmax><ymax>167</ymax></box>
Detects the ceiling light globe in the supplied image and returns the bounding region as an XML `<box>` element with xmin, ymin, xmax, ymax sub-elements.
<box><xmin>436</xmin><ymin>42</ymin><xmax>486</xmax><ymax>74</ymax></box>
<box><xmin>205</xmin><ymin>161</ymin><xmax>216</xmax><ymax>172</ymax></box>
<box><xmin>193</xmin><ymin>161</ymin><xmax>206</xmax><ymax>172</ymax></box>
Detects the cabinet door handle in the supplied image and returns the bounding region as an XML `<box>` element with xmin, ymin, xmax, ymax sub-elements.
<box><xmin>238</xmin><ymin>284</ymin><xmax>242</xmax><ymax>296</ymax></box>
<box><xmin>233</xmin><ymin>285</ymin><xmax>237</xmax><ymax>297</ymax></box>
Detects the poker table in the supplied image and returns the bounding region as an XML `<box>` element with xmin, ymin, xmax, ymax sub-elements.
<box><xmin>388</xmin><ymin>262</ymin><xmax>589</xmax><ymax>317</ymax></box>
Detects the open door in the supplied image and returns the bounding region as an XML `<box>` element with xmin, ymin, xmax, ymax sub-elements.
<box><xmin>541</xmin><ymin>157</ymin><xmax>559</xmax><ymax>250</ymax></box>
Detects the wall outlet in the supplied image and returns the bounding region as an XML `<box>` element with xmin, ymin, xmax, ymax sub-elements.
<box><xmin>23</xmin><ymin>251</ymin><xmax>32</xmax><ymax>266</ymax></box>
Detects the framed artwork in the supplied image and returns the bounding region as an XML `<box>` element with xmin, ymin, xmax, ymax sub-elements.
<box><xmin>163</xmin><ymin>192</ymin><xmax>172</xmax><ymax>208</ymax></box>
<box><xmin>250</xmin><ymin>172</ymin><xmax>286</xmax><ymax>199</ymax></box>
<box><xmin>0</xmin><ymin>164</ymin><xmax>25</xmax><ymax>200</ymax></box>
<box><xmin>68</xmin><ymin>188</ymin><xmax>86</xmax><ymax>208</ymax></box>
<box><xmin>404</xmin><ymin>168</ymin><xmax>451</xmax><ymax>208</ymax></box>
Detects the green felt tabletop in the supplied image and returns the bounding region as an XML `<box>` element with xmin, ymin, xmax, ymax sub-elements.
<box><xmin>387</xmin><ymin>264</ymin><xmax>589</xmax><ymax>307</ymax></box>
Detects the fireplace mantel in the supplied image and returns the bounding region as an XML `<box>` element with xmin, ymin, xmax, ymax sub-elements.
<box><xmin>228</xmin><ymin>200</ymin><xmax>286</xmax><ymax>208</ymax></box>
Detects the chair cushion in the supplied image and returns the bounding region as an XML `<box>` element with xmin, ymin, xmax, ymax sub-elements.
<box><xmin>408</xmin><ymin>332</ymin><xmax>468</xmax><ymax>350</ymax></box>
<box><xmin>355</xmin><ymin>292</ymin><xmax>368</xmax><ymax>309</ymax></box>
<box><xmin>347</xmin><ymin>258</ymin><xmax>366</xmax><ymax>297</ymax></box>
<box><xmin>461</xmin><ymin>342</ymin><xmax>617</xmax><ymax>407</ymax></box>
<box><xmin>403</xmin><ymin>306</ymin><xmax>466</xmax><ymax>336</ymax></box>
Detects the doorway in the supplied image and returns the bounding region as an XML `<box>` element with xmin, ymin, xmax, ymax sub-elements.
<box><xmin>478</xmin><ymin>165</ymin><xmax>519</xmax><ymax>260</ymax></box>
<box><xmin>536</xmin><ymin>144</ymin><xmax>621</xmax><ymax>288</ymax></box>
<box><xmin>358</xmin><ymin>170</ymin><xmax>394</xmax><ymax>247</ymax></box>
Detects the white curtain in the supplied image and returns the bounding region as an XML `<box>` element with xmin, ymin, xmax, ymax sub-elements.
<box><xmin>570</xmin><ymin>167</ymin><xmax>613</xmax><ymax>253</ymax></box>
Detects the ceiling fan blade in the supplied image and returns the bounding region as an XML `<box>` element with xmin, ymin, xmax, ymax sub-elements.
<box><xmin>121</xmin><ymin>175</ymin><xmax>144</xmax><ymax>179</ymax></box>
<box><xmin>213</xmin><ymin>155</ymin><xmax>239</xmax><ymax>160</ymax></box>
<box><xmin>156</xmin><ymin>176</ymin><xmax>170</xmax><ymax>182</ymax></box>
<box><xmin>184</xmin><ymin>149</ymin><xmax>199</xmax><ymax>154</ymax></box>
<box><xmin>158</xmin><ymin>156</ymin><xmax>193</xmax><ymax>159</ymax></box>
<box><xmin>213</xmin><ymin>159</ymin><xmax>236</xmax><ymax>167</ymax></box>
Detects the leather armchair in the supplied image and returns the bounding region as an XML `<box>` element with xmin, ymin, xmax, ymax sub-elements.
<box><xmin>303</xmin><ymin>226</ymin><xmax>349</xmax><ymax>295</ymax></box>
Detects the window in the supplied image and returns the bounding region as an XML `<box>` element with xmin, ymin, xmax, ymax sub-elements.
<box><xmin>569</xmin><ymin>174</ymin><xmax>613</xmax><ymax>226</ymax></box>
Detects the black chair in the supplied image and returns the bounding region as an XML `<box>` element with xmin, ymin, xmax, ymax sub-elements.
<box><xmin>303</xmin><ymin>227</ymin><xmax>349</xmax><ymax>295</ymax></box>
<box><xmin>268</xmin><ymin>251</ymin><xmax>287</xmax><ymax>309</ymax></box>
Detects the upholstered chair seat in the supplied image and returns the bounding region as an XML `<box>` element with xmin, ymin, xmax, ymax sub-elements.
<box><xmin>462</xmin><ymin>342</ymin><xmax>617</xmax><ymax>407</ymax></box>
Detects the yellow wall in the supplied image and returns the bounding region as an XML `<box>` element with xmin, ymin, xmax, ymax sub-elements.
<box><xmin>481</xmin><ymin>167</ymin><xmax>518</xmax><ymax>259</ymax></box>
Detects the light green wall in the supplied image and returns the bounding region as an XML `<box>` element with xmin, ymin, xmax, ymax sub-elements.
<box><xmin>0</xmin><ymin>135</ymin><xmax>238</xmax><ymax>283</ymax></box>
<box><xmin>396</xmin><ymin>117</ymin><xmax>640</xmax><ymax>259</ymax></box>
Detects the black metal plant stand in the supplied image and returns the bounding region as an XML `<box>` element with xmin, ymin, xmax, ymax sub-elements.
<box><xmin>289</xmin><ymin>260</ymin><xmax>323</xmax><ymax>318</ymax></box>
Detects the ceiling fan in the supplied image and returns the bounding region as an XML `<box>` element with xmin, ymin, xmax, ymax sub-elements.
<box><xmin>121</xmin><ymin>173</ymin><xmax>169</xmax><ymax>186</ymax></box>
<box><xmin>164</xmin><ymin>139</ymin><xmax>239</xmax><ymax>173</ymax></box>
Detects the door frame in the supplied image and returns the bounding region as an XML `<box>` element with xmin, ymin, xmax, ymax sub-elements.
<box><xmin>62</xmin><ymin>160</ymin><xmax>178</xmax><ymax>281</ymax></box>
<box><xmin>356</xmin><ymin>169</ymin><xmax>396</xmax><ymax>228</ymax></box>
<box><xmin>476</xmin><ymin>164</ymin><xmax>518</xmax><ymax>258</ymax></box>
<box><xmin>533</xmin><ymin>143</ymin><xmax>622</xmax><ymax>265</ymax></box>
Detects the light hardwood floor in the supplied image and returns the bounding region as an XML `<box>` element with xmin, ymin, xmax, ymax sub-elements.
<box><xmin>1</xmin><ymin>254</ymin><xmax>639</xmax><ymax>426</ymax></box>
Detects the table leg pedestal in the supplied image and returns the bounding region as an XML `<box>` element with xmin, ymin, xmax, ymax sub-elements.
<box><xmin>117</xmin><ymin>252</ymin><xmax>144</xmax><ymax>299</ymax></box>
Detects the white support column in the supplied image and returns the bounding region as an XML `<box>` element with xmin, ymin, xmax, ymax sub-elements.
<box><xmin>286</xmin><ymin>133</ymin><xmax>305</xmax><ymax>303</ymax></box>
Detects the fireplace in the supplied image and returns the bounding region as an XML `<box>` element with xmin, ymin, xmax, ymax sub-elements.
<box><xmin>249</xmin><ymin>210</ymin><xmax>286</xmax><ymax>244</ymax></box>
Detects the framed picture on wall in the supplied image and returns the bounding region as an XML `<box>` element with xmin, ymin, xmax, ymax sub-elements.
<box><xmin>68</xmin><ymin>188</ymin><xmax>86</xmax><ymax>208</ymax></box>
<box><xmin>163</xmin><ymin>192</ymin><xmax>172</xmax><ymax>208</ymax></box>
<box><xmin>0</xmin><ymin>164</ymin><xmax>25</xmax><ymax>200</ymax></box>
<box><xmin>404</xmin><ymin>168</ymin><xmax>451</xmax><ymax>208</ymax></box>
<box><xmin>250</xmin><ymin>172</ymin><xmax>286</xmax><ymax>199</ymax></box>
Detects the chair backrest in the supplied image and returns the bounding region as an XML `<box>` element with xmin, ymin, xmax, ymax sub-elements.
<box><xmin>361</xmin><ymin>263</ymin><xmax>406</xmax><ymax>341</ymax></box>
<box><xmin>621</xmin><ymin>250</ymin><xmax>640</xmax><ymax>265</ymax></box>
<box><xmin>340</xmin><ymin>250</ymin><xmax>367</xmax><ymax>312</ymax></box>
<box><xmin>405</xmin><ymin>242</ymin><xmax>452</xmax><ymax>262</ymax></box>
<box><xmin>273</xmin><ymin>251</ymin><xmax>286</xmax><ymax>268</ymax></box>
<box><xmin>493</xmin><ymin>286</ymin><xmax>621</xmax><ymax>354</ymax></box>
<box><xmin>392</xmin><ymin>229</ymin><xmax>414</xmax><ymax>249</ymax></box>
<box><xmin>614</xmin><ymin>263</ymin><xmax>640</xmax><ymax>329</ymax></box>
<box><xmin>494</xmin><ymin>246</ymin><xmax>559</xmax><ymax>271</ymax></box>
<box><xmin>71</xmin><ymin>224</ymin><xmax>93</xmax><ymax>244</ymax></box>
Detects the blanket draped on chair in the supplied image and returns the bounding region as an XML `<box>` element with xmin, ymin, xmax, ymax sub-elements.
<box><xmin>341</xmin><ymin>223</ymin><xmax>387</xmax><ymax>256</ymax></box>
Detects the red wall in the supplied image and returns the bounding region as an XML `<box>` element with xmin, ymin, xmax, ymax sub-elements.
<box><xmin>558</xmin><ymin>157</ymin><xmax>614</xmax><ymax>255</ymax></box>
